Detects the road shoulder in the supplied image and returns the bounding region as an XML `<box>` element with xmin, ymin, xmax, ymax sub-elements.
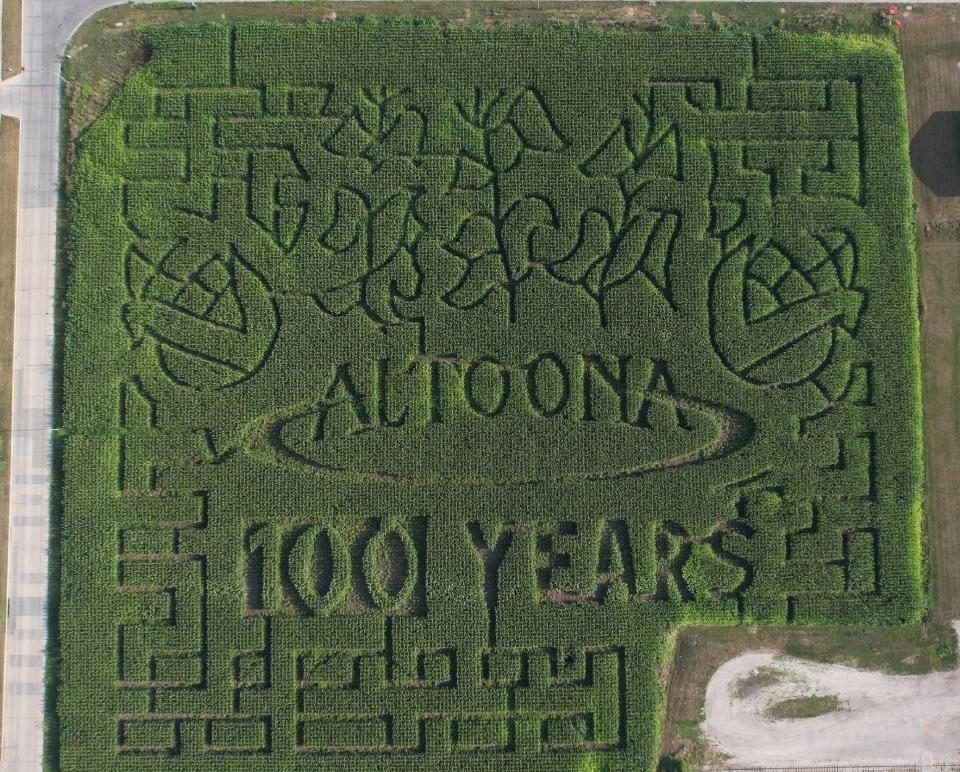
<box><xmin>0</xmin><ymin>114</ymin><xmax>19</xmax><ymax>750</ymax></box>
<box><xmin>1</xmin><ymin>0</ymin><xmax>23</xmax><ymax>80</ymax></box>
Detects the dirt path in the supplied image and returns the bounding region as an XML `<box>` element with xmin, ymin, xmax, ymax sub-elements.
<box><xmin>904</xmin><ymin>6</ymin><xmax>960</xmax><ymax>626</ymax></box>
<box><xmin>0</xmin><ymin>114</ymin><xmax>17</xmax><ymax>752</ymax></box>
<box><xmin>701</xmin><ymin>622</ymin><xmax>960</xmax><ymax>766</ymax></box>
<box><xmin>919</xmin><ymin>240</ymin><xmax>960</xmax><ymax>624</ymax></box>
<box><xmin>902</xmin><ymin>5</ymin><xmax>960</xmax><ymax>228</ymax></box>
<box><xmin>1</xmin><ymin>0</ymin><xmax>22</xmax><ymax>81</ymax></box>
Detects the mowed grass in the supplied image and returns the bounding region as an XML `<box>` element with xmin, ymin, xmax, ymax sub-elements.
<box><xmin>920</xmin><ymin>241</ymin><xmax>960</xmax><ymax>624</ymax></box>
<box><xmin>0</xmin><ymin>114</ymin><xmax>19</xmax><ymax>745</ymax></box>
<box><xmin>903</xmin><ymin>6</ymin><xmax>960</xmax><ymax>625</ymax></box>
<box><xmin>55</xmin><ymin>19</ymin><xmax>920</xmax><ymax>772</ymax></box>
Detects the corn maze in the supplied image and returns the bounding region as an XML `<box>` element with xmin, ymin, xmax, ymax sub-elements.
<box><xmin>56</xmin><ymin>22</ymin><xmax>922</xmax><ymax>770</ymax></box>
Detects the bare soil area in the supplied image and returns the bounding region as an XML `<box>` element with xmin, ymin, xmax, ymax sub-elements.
<box><xmin>920</xmin><ymin>239</ymin><xmax>960</xmax><ymax>625</ymax></box>
<box><xmin>903</xmin><ymin>5</ymin><xmax>960</xmax><ymax>226</ymax></box>
<box><xmin>660</xmin><ymin>622</ymin><xmax>958</xmax><ymax>765</ymax></box>
<box><xmin>701</xmin><ymin>622</ymin><xmax>960</xmax><ymax>766</ymax></box>
<box><xmin>1</xmin><ymin>0</ymin><xmax>22</xmax><ymax>80</ymax></box>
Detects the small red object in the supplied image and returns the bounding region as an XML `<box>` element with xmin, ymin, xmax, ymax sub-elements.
<box><xmin>887</xmin><ymin>5</ymin><xmax>898</xmax><ymax>14</ymax></box>
<box><xmin>895</xmin><ymin>18</ymin><xmax>903</xmax><ymax>27</ymax></box>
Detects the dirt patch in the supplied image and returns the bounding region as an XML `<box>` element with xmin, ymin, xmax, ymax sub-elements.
<box><xmin>0</xmin><ymin>114</ymin><xmax>18</xmax><ymax>745</ymax></box>
<box><xmin>660</xmin><ymin>622</ymin><xmax>957</xmax><ymax>765</ymax></box>
<box><xmin>902</xmin><ymin>5</ymin><xmax>960</xmax><ymax>226</ymax></box>
<box><xmin>62</xmin><ymin>27</ymin><xmax>148</xmax><ymax>172</ymax></box>
<box><xmin>701</xmin><ymin>623</ymin><xmax>960</xmax><ymax>765</ymax></box>
<box><xmin>1</xmin><ymin>0</ymin><xmax>22</xmax><ymax>80</ymax></box>
<box><xmin>732</xmin><ymin>666</ymin><xmax>781</xmax><ymax>700</ymax></box>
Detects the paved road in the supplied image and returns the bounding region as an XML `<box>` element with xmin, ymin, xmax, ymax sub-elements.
<box><xmin>0</xmin><ymin>0</ymin><xmax>953</xmax><ymax>769</ymax></box>
<box><xmin>0</xmin><ymin>2</ymin><xmax>267</xmax><ymax>767</ymax></box>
